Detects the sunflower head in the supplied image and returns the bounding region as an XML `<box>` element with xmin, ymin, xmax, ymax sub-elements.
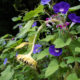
<box><xmin>16</xmin><ymin>54</ymin><xmax>37</xmax><ymax>69</ymax></box>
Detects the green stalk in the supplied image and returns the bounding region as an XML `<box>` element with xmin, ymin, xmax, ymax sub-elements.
<box><xmin>28</xmin><ymin>19</ymin><xmax>59</xmax><ymax>56</ymax></box>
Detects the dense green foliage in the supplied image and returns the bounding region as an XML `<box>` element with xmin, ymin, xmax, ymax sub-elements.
<box><xmin>0</xmin><ymin>0</ymin><xmax>80</xmax><ymax>80</ymax></box>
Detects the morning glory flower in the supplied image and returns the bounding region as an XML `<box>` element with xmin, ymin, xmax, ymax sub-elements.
<box><xmin>19</xmin><ymin>25</ymin><xmax>22</xmax><ymax>28</ymax></box>
<box><xmin>3</xmin><ymin>58</ymin><xmax>8</xmax><ymax>65</ymax></box>
<box><xmin>49</xmin><ymin>45</ymin><xmax>62</xmax><ymax>56</ymax></box>
<box><xmin>32</xmin><ymin>22</ymin><xmax>37</xmax><ymax>27</ymax></box>
<box><xmin>16</xmin><ymin>52</ymin><xmax>18</xmax><ymax>57</ymax></box>
<box><xmin>41</xmin><ymin>0</ymin><xmax>51</xmax><ymax>5</ymax></box>
<box><xmin>12</xmin><ymin>38</ymin><xmax>15</xmax><ymax>40</ymax></box>
<box><xmin>68</xmin><ymin>13</ymin><xmax>80</xmax><ymax>23</ymax></box>
<box><xmin>33</xmin><ymin>44</ymin><xmax>42</xmax><ymax>54</ymax></box>
<box><xmin>53</xmin><ymin>1</ymin><xmax>70</xmax><ymax>14</ymax></box>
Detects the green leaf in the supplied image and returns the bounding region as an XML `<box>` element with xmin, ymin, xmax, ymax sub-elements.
<box><xmin>1</xmin><ymin>34</ymin><xmax>10</xmax><ymax>39</ymax></box>
<box><xmin>40</xmin><ymin>34</ymin><xmax>57</xmax><ymax>42</ymax></box>
<box><xmin>59</xmin><ymin>61</ymin><xmax>67</xmax><ymax>68</ymax></box>
<box><xmin>53</xmin><ymin>38</ymin><xmax>71</xmax><ymax>48</ymax></box>
<box><xmin>69</xmin><ymin>5</ymin><xmax>80</xmax><ymax>11</ymax></box>
<box><xmin>45</xmin><ymin>59</ymin><xmax>59</xmax><ymax>78</ymax></box>
<box><xmin>67</xmin><ymin>73</ymin><xmax>78</xmax><ymax>80</ymax></box>
<box><xmin>75</xmin><ymin>47</ymin><xmax>80</xmax><ymax>52</ymax></box>
<box><xmin>23</xmin><ymin>5</ymin><xmax>44</xmax><ymax>21</ymax></box>
<box><xmin>12</xmin><ymin>16</ymin><xmax>22</xmax><ymax>22</ymax></box>
<box><xmin>68</xmin><ymin>40</ymin><xmax>80</xmax><ymax>55</ymax></box>
<box><xmin>37</xmin><ymin>48</ymin><xmax>49</xmax><ymax>60</ymax></box>
<box><xmin>16</xmin><ymin>20</ymin><xmax>34</xmax><ymax>38</ymax></box>
<box><xmin>78</xmin><ymin>37</ymin><xmax>80</xmax><ymax>42</ymax></box>
<box><xmin>53</xmin><ymin>38</ymin><xmax>65</xmax><ymax>48</ymax></box>
<box><xmin>0</xmin><ymin>65</ymin><xmax>14</xmax><ymax>80</ymax></box>
<box><xmin>5</xmin><ymin>40</ymin><xmax>16</xmax><ymax>48</ymax></box>
<box><xmin>3</xmin><ymin>39</ymin><xmax>23</xmax><ymax>53</ymax></box>
<box><xmin>64</xmin><ymin>56</ymin><xmax>75</xmax><ymax>64</ymax></box>
<box><xmin>64</xmin><ymin>56</ymin><xmax>80</xmax><ymax>64</ymax></box>
<box><xmin>66</xmin><ymin>38</ymin><xmax>72</xmax><ymax>45</ymax></box>
<box><xmin>75</xmin><ymin>57</ymin><xmax>80</xmax><ymax>63</ymax></box>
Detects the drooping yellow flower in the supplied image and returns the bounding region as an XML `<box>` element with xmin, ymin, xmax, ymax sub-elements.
<box><xmin>16</xmin><ymin>54</ymin><xmax>37</xmax><ymax>69</ymax></box>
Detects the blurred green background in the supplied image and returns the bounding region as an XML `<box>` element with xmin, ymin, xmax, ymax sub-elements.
<box><xmin>0</xmin><ymin>0</ymin><xmax>80</xmax><ymax>36</ymax></box>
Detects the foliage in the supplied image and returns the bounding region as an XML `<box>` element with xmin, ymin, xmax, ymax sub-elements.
<box><xmin>0</xmin><ymin>0</ymin><xmax>80</xmax><ymax>80</ymax></box>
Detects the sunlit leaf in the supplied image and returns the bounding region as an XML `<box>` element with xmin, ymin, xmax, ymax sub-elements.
<box><xmin>45</xmin><ymin>59</ymin><xmax>59</xmax><ymax>78</ymax></box>
<box><xmin>23</xmin><ymin>5</ymin><xmax>44</xmax><ymax>21</ymax></box>
<box><xmin>67</xmin><ymin>73</ymin><xmax>78</xmax><ymax>80</ymax></box>
<box><xmin>69</xmin><ymin>5</ymin><xmax>80</xmax><ymax>11</ymax></box>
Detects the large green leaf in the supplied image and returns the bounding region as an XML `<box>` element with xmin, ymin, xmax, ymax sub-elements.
<box><xmin>45</xmin><ymin>59</ymin><xmax>59</xmax><ymax>78</ymax></box>
<box><xmin>0</xmin><ymin>65</ymin><xmax>14</xmax><ymax>80</ymax></box>
<box><xmin>23</xmin><ymin>5</ymin><xmax>44</xmax><ymax>21</ymax></box>
<box><xmin>67</xmin><ymin>73</ymin><xmax>78</xmax><ymax>80</ymax></box>
<box><xmin>37</xmin><ymin>48</ymin><xmax>49</xmax><ymax>60</ymax></box>
<box><xmin>40</xmin><ymin>34</ymin><xmax>57</xmax><ymax>42</ymax></box>
<box><xmin>53</xmin><ymin>38</ymin><xmax>71</xmax><ymax>48</ymax></box>
<box><xmin>69</xmin><ymin>5</ymin><xmax>80</xmax><ymax>11</ymax></box>
<box><xmin>16</xmin><ymin>20</ymin><xmax>34</xmax><ymax>38</ymax></box>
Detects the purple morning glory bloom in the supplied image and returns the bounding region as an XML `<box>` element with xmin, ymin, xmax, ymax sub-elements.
<box><xmin>33</xmin><ymin>44</ymin><xmax>42</xmax><ymax>54</ymax></box>
<box><xmin>19</xmin><ymin>25</ymin><xmax>22</xmax><ymax>28</ymax></box>
<box><xmin>3</xmin><ymin>58</ymin><xmax>8</xmax><ymax>65</ymax></box>
<box><xmin>32</xmin><ymin>22</ymin><xmax>37</xmax><ymax>27</ymax></box>
<box><xmin>16</xmin><ymin>52</ymin><xmax>18</xmax><ymax>57</ymax></box>
<box><xmin>68</xmin><ymin>13</ymin><xmax>80</xmax><ymax>23</ymax></box>
<box><xmin>53</xmin><ymin>1</ymin><xmax>70</xmax><ymax>14</ymax></box>
<box><xmin>49</xmin><ymin>45</ymin><xmax>62</xmax><ymax>56</ymax></box>
<box><xmin>41</xmin><ymin>0</ymin><xmax>51</xmax><ymax>5</ymax></box>
<box><xmin>12</xmin><ymin>38</ymin><xmax>15</xmax><ymax>40</ymax></box>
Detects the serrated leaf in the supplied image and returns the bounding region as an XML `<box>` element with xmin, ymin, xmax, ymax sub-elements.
<box><xmin>37</xmin><ymin>48</ymin><xmax>49</xmax><ymax>60</ymax></box>
<box><xmin>0</xmin><ymin>65</ymin><xmax>14</xmax><ymax>80</ymax></box>
<box><xmin>53</xmin><ymin>38</ymin><xmax>71</xmax><ymax>48</ymax></box>
<box><xmin>23</xmin><ymin>5</ymin><xmax>44</xmax><ymax>21</ymax></box>
<box><xmin>67</xmin><ymin>73</ymin><xmax>78</xmax><ymax>80</ymax></box>
<box><xmin>45</xmin><ymin>59</ymin><xmax>59</xmax><ymax>78</ymax></box>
